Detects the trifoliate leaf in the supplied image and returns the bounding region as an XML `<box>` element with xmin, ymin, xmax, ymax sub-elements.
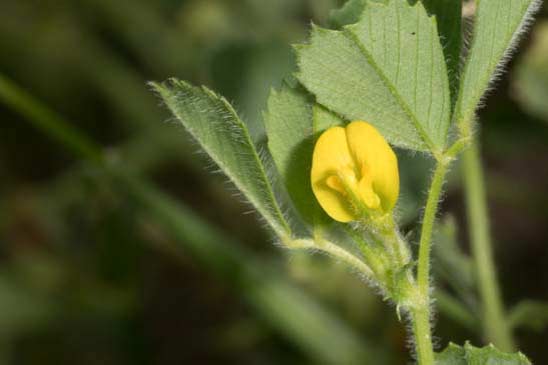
<box><xmin>436</xmin><ymin>342</ymin><xmax>531</xmax><ymax>365</ymax></box>
<box><xmin>297</xmin><ymin>0</ymin><xmax>451</xmax><ymax>154</ymax></box>
<box><xmin>455</xmin><ymin>0</ymin><xmax>542</xmax><ymax>126</ymax></box>
<box><xmin>152</xmin><ymin>79</ymin><xmax>291</xmax><ymax>237</ymax></box>
<box><xmin>263</xmin><ymin>83</ymin><xmax>342</xmax><ymax>224</ymax></box>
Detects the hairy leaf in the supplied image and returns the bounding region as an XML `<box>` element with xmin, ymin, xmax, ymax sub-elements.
<box><xmin>152</xmin><ymin>80</ymin><xmax>291</xmax><ymax>237</ymax></box>
<box><xmin>297</xmin><ymin>0</ymin><xmax>451</xmax><ymax>153</ymax></box>
<box><xmin>331</xmin><ymin>0</ymin><xmax>462</xmax><ymax>103</ymax></box>
<box><xmin>436</xmin><ymin>342</ymin><xmax>531</xmax><ymax>365</ymax></box>
<box><xmin>421</xmin><ymin>0</ymin><xmax>462</xmax><ymax>100</ymax></box>
<box><xmin>264</xmin><ymin>83</ymin><xmax>342</xmax><ymax>224</ymax></box>
<box><xmin>455</xmin><ymin>0</ymin><xmax>541</xmax><ymax>125</ymax></box>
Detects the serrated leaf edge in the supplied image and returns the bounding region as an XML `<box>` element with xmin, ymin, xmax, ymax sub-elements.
<box><xmin>297</xmin><ymin>0</ymin><xmax>451</xmax><ymax>155</ymax></box>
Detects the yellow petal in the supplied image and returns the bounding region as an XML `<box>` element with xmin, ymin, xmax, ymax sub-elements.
<box><xmin>311</xmin><ymin>127</ymin><xmax>356</xmax><ymax>222</ymax></box>
<box><xmin>345</xmin><ymin>121</ymin><xmax>399</xmax><ymax>212</ymax></box>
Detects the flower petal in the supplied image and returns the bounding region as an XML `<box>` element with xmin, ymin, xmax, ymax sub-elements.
<box><xmin>345</xmin><ymin>121</ymin><xmax>399</xmax><ymax>212</ymax></box>
<box><xmin>311</xmin><ymin>126</ymin><xmax>356</xmax><ymax>222</ymax></box>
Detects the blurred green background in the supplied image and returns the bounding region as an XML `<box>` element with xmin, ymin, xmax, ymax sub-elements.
<box><xmin>1</xmin><ymin>1</ymin><xmax>547</xmax><ymax>364</ymax></box>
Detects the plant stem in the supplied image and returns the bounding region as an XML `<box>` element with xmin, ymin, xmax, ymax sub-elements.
<box><xmin>0</xmin><ymin>74</ymin><xmax>104</xmax><ymax>164</ymax></box>
<box><xmin>462</xmin><ymin>141</ymin><xmax>515</xmax><ymax>351</ymax></box>
<box><xmin>413</xmin><ymin>160</ymin><xmax>449</xmax><ymax>364</ymax></box>
<box><xmin>417</xmin><ymin>161</ymin><xmax>448</xmax><ymax>293</ymax></box>
<box><xmin>289</xmin><ymin>238</ymin><xmax>376</xmax><ymax>279</ymax></box>
<box><xmin>410</xmin><ymin>305</ymin><xmax>435</xmax><ymax>365</ymax></box>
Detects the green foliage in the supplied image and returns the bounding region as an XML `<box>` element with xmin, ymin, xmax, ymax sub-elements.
<box><xmin>436</xmin><ymin>342</ymin><xmax>531</xmax><ymax>365</ymax></box>
<box><xmin>297</xmin><ymin>0</ymin><xmax>451</xmax><ymax>153</ymax></box>
<box><xmin>263</xmin><ymin>84</ymin><xmax>315</xmax><ymax>223</ymax></box>
<box><xmin>151</xmin><ymin>80</ymin><xmax>291</xmax><ymax>237</ymax></box>
<box><xmin>330</xmin><ymin>0</ymin><xmax>462</xmax><ymax>104</ymax></box>
<box><xmin>420</xmin><ymin>0</ymin><xmax>462</xmax><ymax>100</ymax></box>
<box><xmin>151</xmin><ymin>1</ymin><xmax>544</xmax><ymax>363</ymax></box>
<box><xmin>264</xmin><ymin>83</ymin><xmax>342</xmax><ymax>224</ymax></box>
<box><xmin>455</xmin><ymin>0</ymin><xmax>541</xmax><ymax>126</ymax></box>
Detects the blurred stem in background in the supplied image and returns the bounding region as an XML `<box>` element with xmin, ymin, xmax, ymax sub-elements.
<box><xmin>0</xmin><ymin>75</ymin><xmax>103</xmax><ymax>164</ymax></box>
<box><xmin>0</xmin><ymin>73</ymin><xmax>387</xmax><ymax>364</ymax></box>
<box><xmin>462</xmin><ymin>139</ymin><xmax>515</xmax><ymax>351</ymax></box>
<box><xmin>435</xmin><ymin>291</ymin><xmax>477</xmax><ymax>333</ymax></box>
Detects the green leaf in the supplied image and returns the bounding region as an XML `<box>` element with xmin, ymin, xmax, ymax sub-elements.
<box><xmin>436</xmin><ymin>342</ymin><xmax>531</xmax><ymax>365</ymax></box>
<box><xmin>330</xmin><ymin>0</ymin><xmax>462</xmax><ymax>102</ymax></box>
<box><xmin>331</xmin><ymin>0</ymin><xmax>462</xmax><ymax>105</ymax></box>
<box><xmin>263</xmin><ymin>83</ymin><xmax>342</xmax><ymax>224</ymax></box>
<box><xmin>297</xmin><ymin>0</ymin><xmax>451</xmax><ymax>153</ymax></box>
<box><xmin>513</xmin><ymin>21</ymin><xmax>548</xmax><ymax>123</ymax></box>
<box><xmin>420</xmin><ymin>0</ymin><xmax>462</xmax><ymax>101</ymax></box>
<box><xmin>152</xmin><ymin>79</ymin><xmax>291</xmax><ymax>237</ymax></box>
<box><xmin>264</xmin><ymin>84</ymin><xmax>315</xmax><ymax>224</ymax></box>
<box><xmin>455</xmin><ymin>0</ymin><xmax>541</xmax><ymax>126</ymax></box>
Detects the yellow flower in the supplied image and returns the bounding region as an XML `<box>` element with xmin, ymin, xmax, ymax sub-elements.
<box><xmin>311</xmin><ymin>121</ymin><xmax>399</xmax><ymax>222</ymax></box>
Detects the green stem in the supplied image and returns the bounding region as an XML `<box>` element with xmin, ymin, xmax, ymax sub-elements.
<box><xmin>413</xmin><ymin>160</ymin><xmax>449</xmax><ymax>365</ymax></box>
<box><xmin>289</xmin><ymin>238</ymin><xmax>376</xmax><ymax>279</ymax></box>
<box><xmin>0</xmin><ymin>74</ymin><xmax>104</xmax><ymax>164</ymax></box>
<box><xmin>417</xmin><ymin>161</ymin><xmax>449</xmax><ymax>293</ymax></box>
<box><xmin>462</xmin><ymin>141</ymin><xmax>515</xmax><ymax>351</ymax></box>
<box><xmin>410</xmin><ymin>305</ymin><xmax>435</xmax><ymax>365</ymax></box>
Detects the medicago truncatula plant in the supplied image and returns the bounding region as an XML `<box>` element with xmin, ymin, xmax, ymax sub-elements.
<box><xmin>152</xmin><ymin>0</ymin><xmax>541</xmax><ymax>363</ymax></box>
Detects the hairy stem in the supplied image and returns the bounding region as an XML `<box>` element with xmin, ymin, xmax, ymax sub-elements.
<box><xmin>462</xmin><ymin>141</ymin><xmax>515</xmax><ymax>351</ymax></box>
<box><xmin>418</xmin><ymin>161</ymin><xmax>449</xmax><ymax>292</ymax></box>
<box><xmin>289</xmin><ymin>238</ymin><xmax>375</xmax><ymax>279</ymax></box>
<box><xmin>410</xmin><ymin>304</ymin><xmax>435</xmax><ymax>365</ymax></box>
<box><xmin>412</xmin><ymin>160</ymin><xmax>449</xmax><ymax>364</ymax></box>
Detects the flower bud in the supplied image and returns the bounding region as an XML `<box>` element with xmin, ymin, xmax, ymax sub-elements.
<box><xmin>311</xmin><ymin>121</ymin><xmax>399</xmax><ymax>222</ymax></box>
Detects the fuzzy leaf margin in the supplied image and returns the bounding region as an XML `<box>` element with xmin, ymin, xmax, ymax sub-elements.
<box><xmin>152</xmin><ymin>79</ymin><xmax>292</xmax><ymax>238</ymax></box>
<box><xmin>455</xmin><ymin>0</ymin><xmax>542</xmax><ymax>126</ymax></box>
